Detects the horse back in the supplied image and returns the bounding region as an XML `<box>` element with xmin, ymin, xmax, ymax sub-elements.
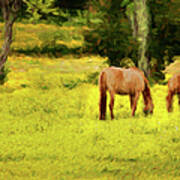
<box><xmin>101</xmin><ymin>67</ymin><xmax>145</xmax><ymax>94</ymax></box>
<box><xmin>168</xmin><ymin>73</ymin><xmax>180</xmax><ymax>93</ymax></box>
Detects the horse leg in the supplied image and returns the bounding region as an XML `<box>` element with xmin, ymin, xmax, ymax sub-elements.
<box><xmin>129</xmin><ymin>94</ymin><xmax>135</xmax><ymax>109</ymax></box>
<box><xmin>131</xmin><ymin>92</ymin><xmax>140</xmax><ymax>116</ymax></box>
<box><xmin>109</xmin><ymin>91</ymin><xmax>115</xmax><ymax>120</ymax></box>
<box><xmin>166</xmin><ymin>91</ymin><xmax>174</xmax><ymax>112</ymax></box>
<box><xmin>178</xmin><ymin>93</ymin><xmax>180</xmax><ymax>106</ymax></box>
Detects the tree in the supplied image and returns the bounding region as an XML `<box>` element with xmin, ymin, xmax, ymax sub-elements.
<box><xmin>22</xmin><ymin>0</ymin><xmax>90</xmax><ymax>24</ymax></box>
<box><xmin>126</xmin><ymin>0</ymin><xmax>150</xmax><ymax>75</ymax></box>
<box><xmin>0</xmin><ymin>0</ymin><xmax>21</xmax><ymax>82</ymax></box>
<box><xmin>84</xmin><ymin>0</ymin><xmax>136</xmax><ymax>67</ymax></box>
<box><xmin>85</xmin><ymin>0</ymin><xmax>180</xmax><ymax>79</ymax></box>
<box><xmin>147</xmin><ymin>0</ymin><xmax>180</xmax><ymax>71</ymax></box>
<box><xmin>133</xmin><ymin>0</ymin><xmax>150</xmax><ymax>76</ymax></box>
<box><xmin>54</xmin><ymin>0</ymin><xmax>88</xmax><ymax>9</ymax></box>
<box><xmin>23</xmin><ymin>0</ymin><xmax>59</xmax><ymax>23</ymax></box>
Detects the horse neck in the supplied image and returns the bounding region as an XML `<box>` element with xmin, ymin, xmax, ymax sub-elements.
<box><xmin>143</xmin><ymin>81</ymin><xmax>152</xmax><ymax>105</ymax></box>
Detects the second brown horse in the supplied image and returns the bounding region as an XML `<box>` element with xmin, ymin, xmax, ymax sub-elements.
<box><xmin>99</xmin><ymin>67</ymin><xmax>154</xmax><ymax>120</ymax></box>
<box><xmin>166</xmin><ymin>72</ymin><xmax>180</xmax><ymax>112</ymax></box>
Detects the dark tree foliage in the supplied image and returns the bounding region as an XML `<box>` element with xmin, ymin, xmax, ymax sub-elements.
<box><xmin>147</xmin><ymin>0</ymin><xmax>180</xmax><ymax>69</ymax></box>
<box><xmin>54</xmin><ymin>0</ymin><xmax>89</xmax><ymax>9</ymax></box>
<box><xmin>84</xmin><ymin>0</ymin><xmax>138</xmax><ymax>67</ymax></box>
<box><xmin>84</xmin><ymin>0</ymin><xmax>179</xmax><ymax>79</ymax></box>
<box><xmin>14</xmin><ymin>0</ymin><xmax>90</xmax><ymax>24</ymax></box>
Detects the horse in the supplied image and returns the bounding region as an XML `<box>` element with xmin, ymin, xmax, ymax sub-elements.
<box><xmin>99</xmin><ymin>66</ymin><xmax>154</xmax><ymax>120</ymax></box>
<box><xmin>166</xmin><ymin>72</ymin><xmax>180</xmax><ymax>112</ymax></box>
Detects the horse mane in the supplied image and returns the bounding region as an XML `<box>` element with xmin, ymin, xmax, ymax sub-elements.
<box><xmin>131</xmin><ymin>67</ymin><xmax>153</xmax><ymax>104</ymax></box>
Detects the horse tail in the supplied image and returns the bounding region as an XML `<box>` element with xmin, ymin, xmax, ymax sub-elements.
<box><xmin>99</xmin><ymin>71</ymin><xmax>107</xmax><ymax>120</ymax></box>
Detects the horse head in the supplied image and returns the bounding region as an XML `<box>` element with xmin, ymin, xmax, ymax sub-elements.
<box><xmin>143</xmin><ymin>96</ymin><xmax>154</xmax><ymax>115</ymax></box>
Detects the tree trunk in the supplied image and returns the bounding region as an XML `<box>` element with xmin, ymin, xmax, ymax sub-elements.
<box><xmin>0</xmin><ymin>0</ymin><xmax>21</xmax><ymax>77</ymax></box>
<box><xmin>133</xmin><ymin>0</ymin><xmax>150</xmax><ymax>77</ymax></box>
<box><xmin>0</xmin><ymin>20</ymin><xmax>14</xmax><ymax>72</ymax></box>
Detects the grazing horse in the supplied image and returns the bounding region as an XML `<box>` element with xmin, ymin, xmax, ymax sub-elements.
<box><xmin>166</xmin><ymin>72</ymin><xmax>180</xmax><ymax>112</ymax></box>
<box><xmin>99</xmin><ymin>67</ymin><xmax>154</xmax><ymax>120</ymax></box>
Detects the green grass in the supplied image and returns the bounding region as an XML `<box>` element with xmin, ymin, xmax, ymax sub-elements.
<box><xmin>0</xmin><ymin>54</ymin><xmax>180</xmax><ymax>179</ymax></box>
<box><xmin>0</xmin><ymin>22</ymin><xmax>180</xmax><ymax>179</ymax></box>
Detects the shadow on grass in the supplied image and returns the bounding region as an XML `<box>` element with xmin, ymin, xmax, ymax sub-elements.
<box><xmin>11</xmin><ymin>44</ymin><xmax>83</xmax><ymax>57</ymax></box>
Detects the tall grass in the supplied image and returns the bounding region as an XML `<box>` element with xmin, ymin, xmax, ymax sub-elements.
<box><xmin>0</xmin><ymin>23</ymin><xmax>85</xmax><ymax>57</ymax></box>
<box><xmin>0</xmin><ymin>53</ymin><xmax>179</xmax><ymax>179</ymax></box>
<box><xmin>0</xmin><ymin>22</ymin><xmax>180</xmax><ymax>179</ymax></box>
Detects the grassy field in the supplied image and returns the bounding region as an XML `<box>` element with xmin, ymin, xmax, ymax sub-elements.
<box><xmin>0</xmin><ymin>23</ymin><xmax>180</xmax><ymax>179</ymax></box>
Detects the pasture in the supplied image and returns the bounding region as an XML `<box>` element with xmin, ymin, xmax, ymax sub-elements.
<box><xmin>0</xmin><ymin>23</ymin><xmax>180</xmax><ymax>179</ymax></box>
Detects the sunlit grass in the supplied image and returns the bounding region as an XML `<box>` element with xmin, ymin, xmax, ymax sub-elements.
<box><xmin>0</xmin><ymin>53</ymin><xmax>179</xmax><ymax>179</ymax></box>
<box><xmin>0</xmin><ymin>22</ymin><xmax>180</xmax><ymax>179</ymax></box>
<box><xmin>0</xmin><ymin>23</ymin><xmax>84</xmax><ymax>54</ymax></box>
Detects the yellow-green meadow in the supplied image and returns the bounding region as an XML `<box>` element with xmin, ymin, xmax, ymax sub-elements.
<box><xmin>0</xmin><ymin>23</ymin><xmax>180</xmax><ymax>179</ymax></box>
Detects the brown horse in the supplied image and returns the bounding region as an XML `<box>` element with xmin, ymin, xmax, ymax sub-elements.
<box><xmin>166</xmin><ymin>72</ymin><xmax>180</xmax><ymax>112</ymax></box>
<box><xmin>99</xmin><ymin>67</ymin><xmax>154</xmax><ymax>120</ymax></box>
